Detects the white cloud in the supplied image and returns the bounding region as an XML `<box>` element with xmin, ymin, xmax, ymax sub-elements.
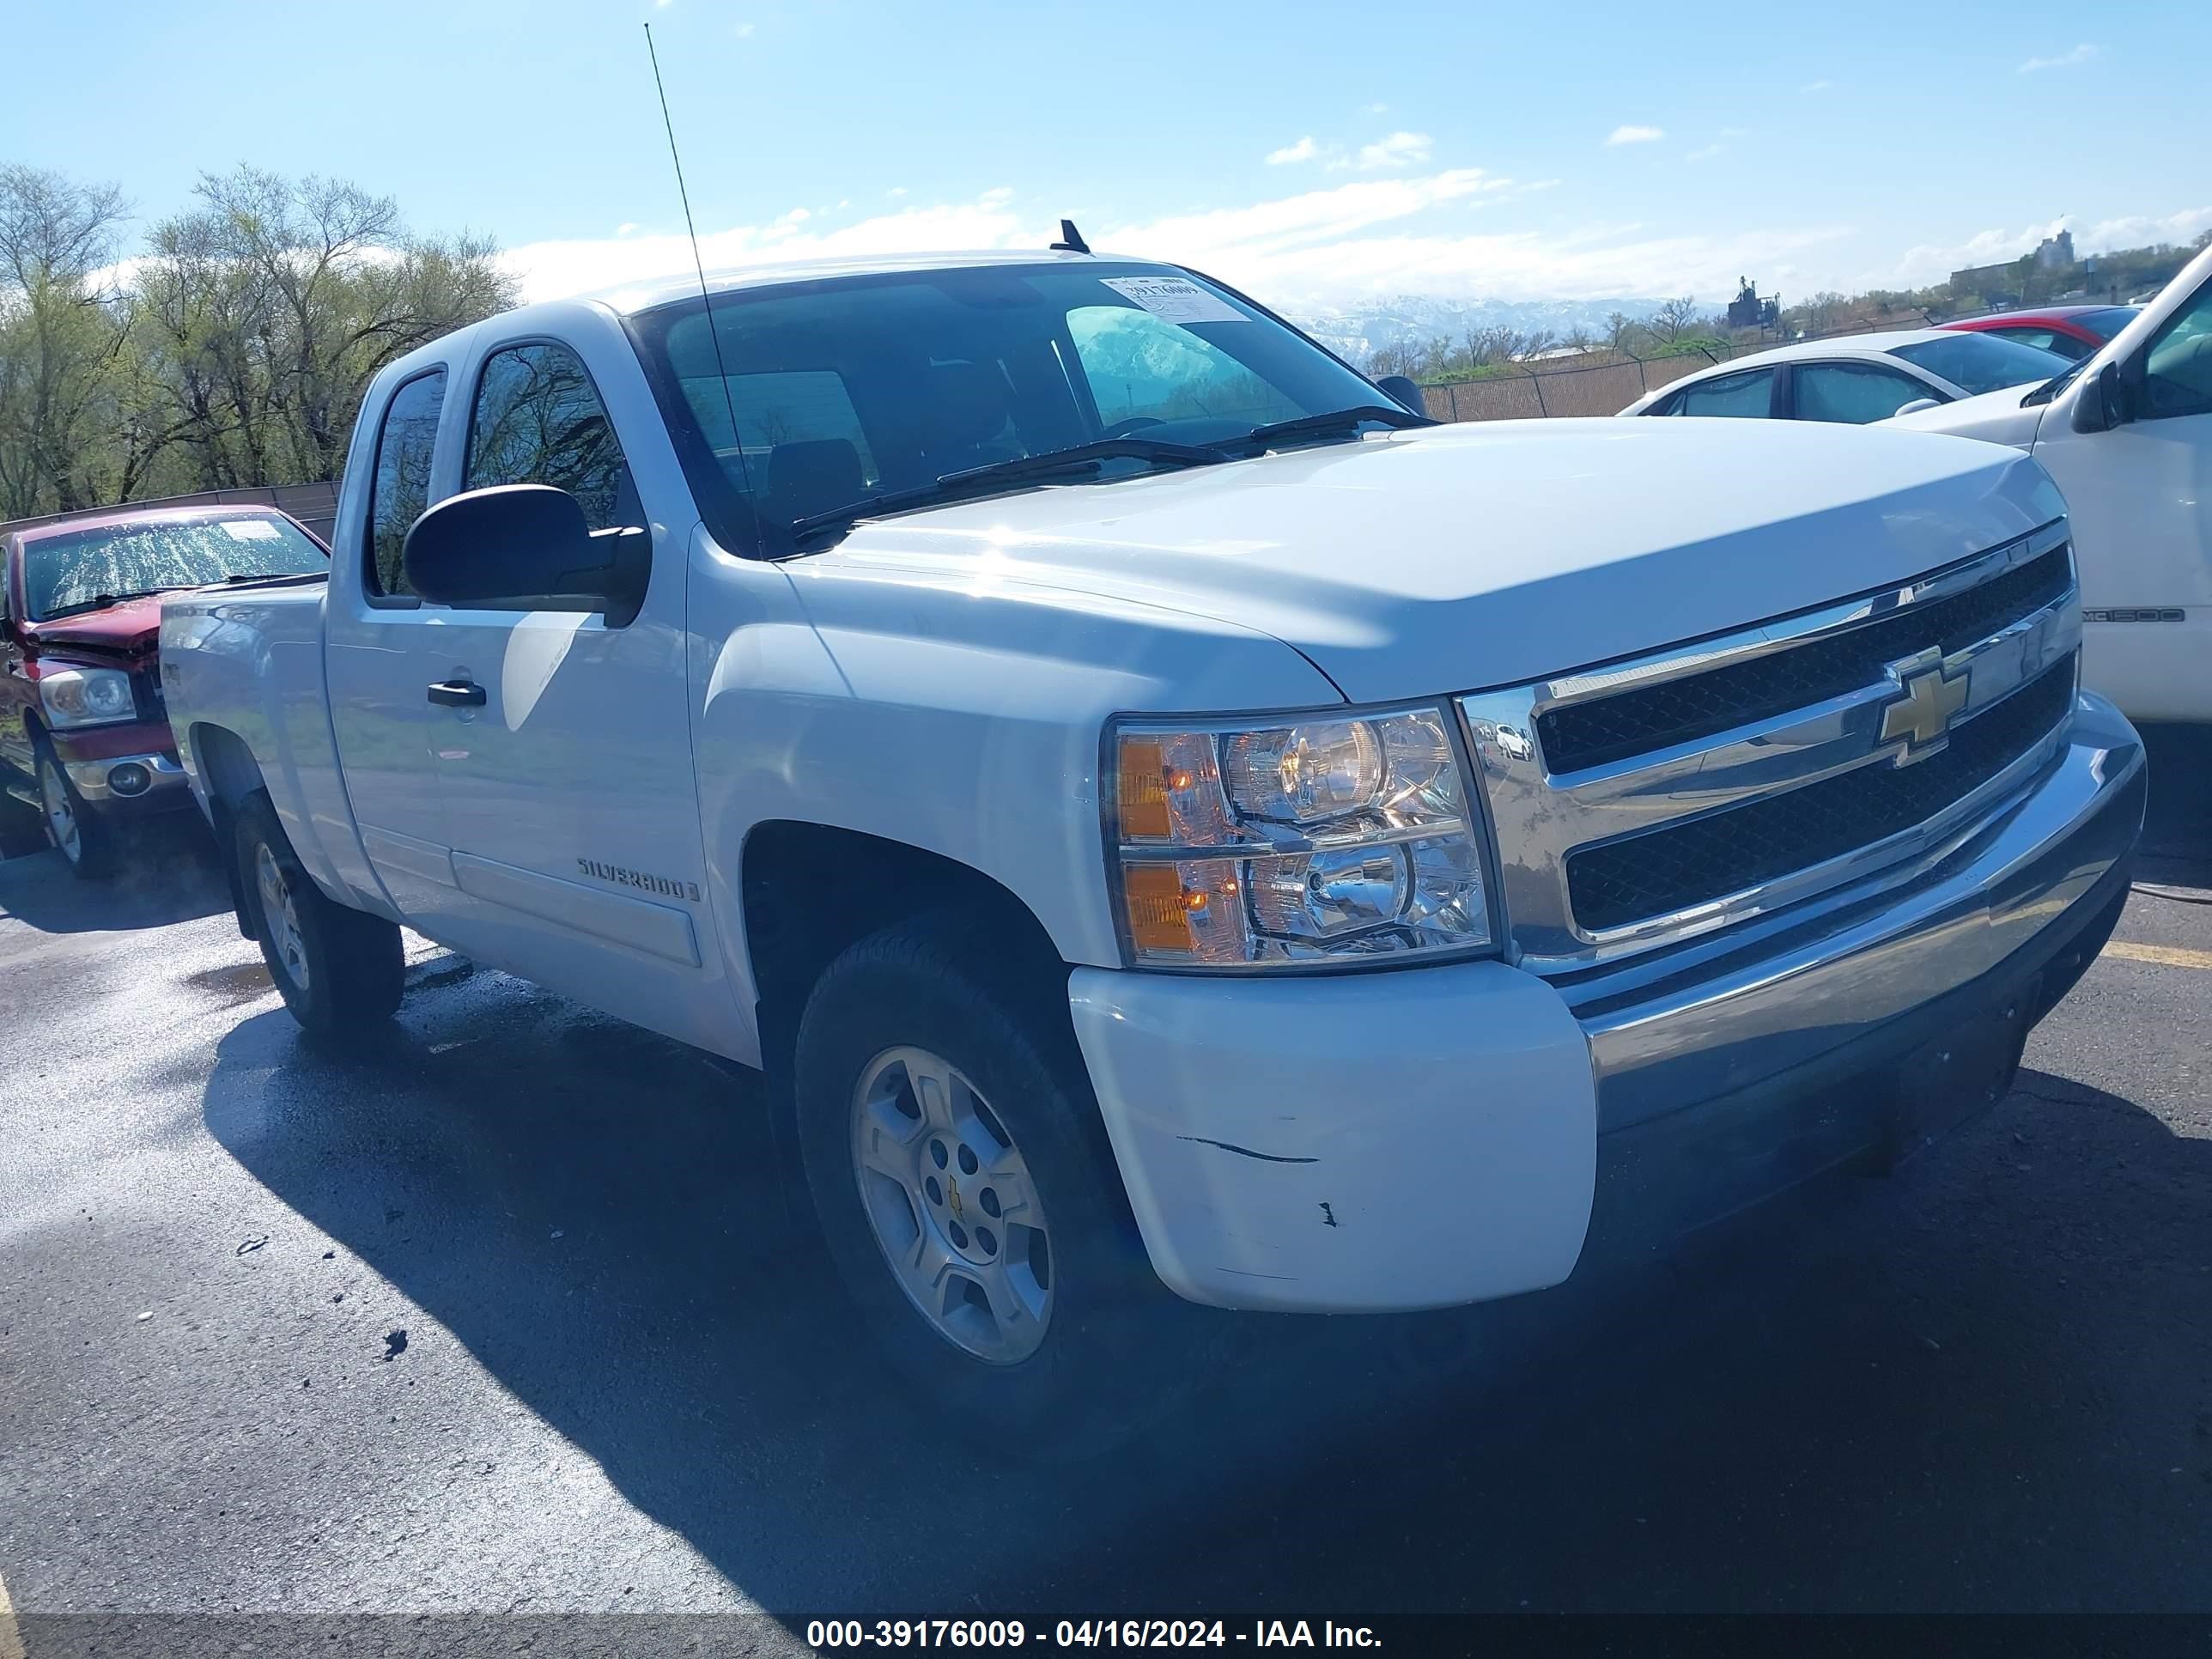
<box><xmin>1719</xmin><ymin>127</ymin><xmax>1749</xmax><ymax>140</ymax></box>
<box><xmin>1686</xmin><ymin>144</ymin><xmax>1724</xmax><ymax>163</ymax></box>
<box><xmin>888</xmin><ymin>187</ymin><xmax>908</xmax><ymax>198</ymax></box>
<box><xmin>616</xmin><ymin>222</ymin><xmax>638</xmax><ymax>236</ymax></box>
<box><xmin>734</xmin><ymin>20</ymin><xmax>755</xmax><ymax>36</ymax></box>
<box><xmin>1367</xmin><ymin>102</ymin><xmax>1389</xmax><ymax>114</ymax></box>
<box><xmin>1606</xmin><ymin>125</ymin><xmax>1664</xmax><ymax>147</ymax></box>
<box><xmin>1869</xmin><ymin>218</ymin><xmax>2071</xmax><ymax>288</ymax></box>
<box><xmin>1340</xmin><ymin>131</ymin><xmax>1432</xmax><ymax>171</ymax></box>
<box><xmin>1798</xmin><ymin>79</ymin><xmax>1832</xmax><ymax>94</ymax></box>
<box><xmin>499</xmin><ymin>168</ymin><xmax>1867</xmax><ymax>313</ymax></box>
<box><xmin>2019</xmin><ymin>43</ymin><xmax>2099</xmax><ymax>72</ymax></box>
<box><xmin>1266</xmin><ymin>136</ymin><xmax>1321</xmax><ymax>166</ymax></box>
<box><xmin>2083</xmin><ymin>204</ymin><xmax>2212</xmax><ymax>250</ymax></box>
<box><xmin>776</xmin><ymin>207</ymin><xmax>811</xmax><ymax>224</ymax></box>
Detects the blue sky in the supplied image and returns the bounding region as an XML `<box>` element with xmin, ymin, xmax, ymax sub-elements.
<box><xmin>9</xmin><ymin>0</ymin><xmax>2209</xmax><ymax>311</ymax></box>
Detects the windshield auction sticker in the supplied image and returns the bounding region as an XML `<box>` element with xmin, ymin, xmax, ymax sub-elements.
<box><xmin>1099</xmin><ymin>276</ymin><xmax>1248</xmax><ymax>325</ymax></box>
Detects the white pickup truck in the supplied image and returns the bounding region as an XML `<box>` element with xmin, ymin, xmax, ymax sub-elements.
<box><xmin>161</xmin><ymin>249</ymin><xmax>2143</xmax><ymax>1445</ymax></box>
<box><xmin>1889</xmin><ymin>242</ymin><xmax>2212</xmax><ymax>725</ymax></box>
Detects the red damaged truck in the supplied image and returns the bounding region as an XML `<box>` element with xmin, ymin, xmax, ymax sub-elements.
<box><xmin>1</xmin><ymin>504</ymin><xmax>327</xmax><ymax>877</ymax></box>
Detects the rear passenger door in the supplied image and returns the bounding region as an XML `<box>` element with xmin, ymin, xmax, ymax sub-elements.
<box><xmin>325</xmin><ymin>367</ymin><xmax>470</xmax><ymax>927</ymax></box>
<box><xmin>421</xmin><ymin>331</ymin><xmax>724</xmax><ymax>1049</ymax></box>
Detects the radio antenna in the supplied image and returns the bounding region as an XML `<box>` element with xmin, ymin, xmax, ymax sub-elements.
<box><xmin>643</xmin><ymin>23</ymin><xmax>755</xmax><ymax>508</ymax></box>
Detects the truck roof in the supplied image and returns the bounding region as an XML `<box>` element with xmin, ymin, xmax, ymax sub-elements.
<box><xmin>581</xmin><ymin>246</ymin><xmax>1131</xmax><ymax>316</ymax></box>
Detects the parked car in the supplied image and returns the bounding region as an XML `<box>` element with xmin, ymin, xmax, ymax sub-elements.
<box><xmin>1888</xmin><ymin>244</ymin><xmax>2212</xmax><ymax>725</ymax></box>
<box><xmin>1618</xmin><ymin>329</ymin><xmax>2069</xmax><ymax>423</ymax></box>
<box><xmin>161</xmin><ymin>250</ymin><xmax>2141</xmax><ymax>1449</ymax></box>
<box><xmin>1939</xmin><ymin>304</ymin><xmax>2141</xmax><ymax>362</ymax></box>
<box><xmin>0</xmin><ymin>504</ymin><xmax>328</xmax><ymax>875</ymax></box>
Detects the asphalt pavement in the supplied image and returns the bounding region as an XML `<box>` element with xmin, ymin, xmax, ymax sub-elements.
<box><xmin>1</xmin><ymin>732</ymin><xmax>2208</xmax><ymax>1654</ymax></box>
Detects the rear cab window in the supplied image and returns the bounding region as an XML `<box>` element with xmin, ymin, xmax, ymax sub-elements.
<box><xmin>364</xmin><ymin>370</ymin><xmax>449</xmax><ymax>599</ymax></box>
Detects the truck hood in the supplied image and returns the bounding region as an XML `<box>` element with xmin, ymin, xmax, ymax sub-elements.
<box><xmin>20</xmin><ymin>593</ymin><xmax>164</xmax><ymax>659</ymax></box>
<box><xmin>815</xmin><ymin>418</ymin><xmax>2069</xmax><ymax>702</ymax></box>
<box><xmin>1884</xmin><ymin>385</ymin><xmax>2049</xmax><ymax>450</ymax></box>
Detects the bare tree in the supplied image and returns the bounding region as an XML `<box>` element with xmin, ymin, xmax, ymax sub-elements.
<box><xmin>134</xmin><ymin>167</ymin><xmax>516</xmax><ymax>490</ymax></box>
<box><xmin>1649</xmin><ymin>296</ymin><xmax>1704</xmax><ymax>344</ymax></box>
<box><xmin>0</xmin><ymin>165</ymin><xmax>134</xmax><ymax>515</ymax></box>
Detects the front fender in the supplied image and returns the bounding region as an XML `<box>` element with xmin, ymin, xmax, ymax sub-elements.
<box><xmin>685</xmin><ymin>532</ymin><xmax>1344</xmax><ymax>1053</ymax></box>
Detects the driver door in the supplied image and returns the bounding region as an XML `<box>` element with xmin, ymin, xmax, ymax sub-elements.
<box><xmin>418</xmin><ymin>331</ymin><xmax>730</xmax><ymax>1054</ymax></box>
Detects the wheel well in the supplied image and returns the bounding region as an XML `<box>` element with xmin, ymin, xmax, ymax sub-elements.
<box><xmin>740</xmin><ymin>823</ymin><xmax>1070</xmax><ymax>1077</ymax></box>
<box><xmin>185</xmin><ymin>724</ymin><xmax>265</xmax><ymax>939</ymax></box>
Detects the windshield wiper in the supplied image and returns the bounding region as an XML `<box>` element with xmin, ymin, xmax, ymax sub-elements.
<box><xmin>1237</xmin><ymin>404</ymin><xmax>1437</xmax><ymax>449</ymax></box>
<box><xmin>787</xmin><ymin>437</ymin><xmax>1232</xmax><ymax>547</ymax></box>
<box><xmin>39</xmin><ymin>587</ymin><xmax>179</xmax><ymax>619</ymax></box>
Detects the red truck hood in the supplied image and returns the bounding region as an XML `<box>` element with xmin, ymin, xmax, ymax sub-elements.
<box><xmin>21</xmin><ymin>594</ymin><xmax>164</xmax><ymax>659</ymax></box>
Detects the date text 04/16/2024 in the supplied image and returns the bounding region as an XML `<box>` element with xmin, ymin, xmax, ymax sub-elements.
<box><xmin>804</xmin><ymin>1621</ymin><xmax>1382</xmax><ymax>1650</ymax></box>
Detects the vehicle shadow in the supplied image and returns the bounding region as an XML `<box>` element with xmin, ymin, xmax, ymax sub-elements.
<box><xmin>199</xmin><ymin>951</ymin><xmax>2212</xmax><ymax>1616</ymax></box>
<box><xmin>0</xmin><ymin>816</ymin><xmax>231</xmax><ymax>933</ymax></box>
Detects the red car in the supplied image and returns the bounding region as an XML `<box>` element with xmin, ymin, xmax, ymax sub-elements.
<box><xmin>1939</xmin><ymin>303</ymin><xmax>2139</xmax><ymax>362</ymax></box>
<box><xmin>1</xmin><ymin>504</ymin><xmax>327</xmax><ymax>877</ymax></box>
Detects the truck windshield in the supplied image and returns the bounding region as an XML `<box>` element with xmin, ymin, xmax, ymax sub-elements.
<box><xmin>625</xmin><ymin>262</ymin><xmax>1392</xmax><ymax>556</ymax></box>
<box><xmin>23</xmin><ymin>515</ymin><xmax>328</xmax><ymax>621</ymax></box>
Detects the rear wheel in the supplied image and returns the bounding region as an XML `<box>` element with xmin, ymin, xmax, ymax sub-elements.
<box><xmin>235</xmin><ymin>793</ymin><xmax>404</xmax><ymax>1042</ymax></box>
<box><xmin>35</xmin><ymin>744</ymin><xmax>113</xmax><ymax>879</ymax></box>
<box><xmin>793</xmin><ymin>915</ymin><xmax>1221</xmax><ymax>1455</ymax></box>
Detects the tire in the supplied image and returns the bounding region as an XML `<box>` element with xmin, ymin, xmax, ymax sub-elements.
<box><xmin>34</xmin><ymin>743</ymin><xmax>114</xmax><ymax>879</ymax></box>
<box><xmin>793</xmin><ymin>913</ymin><xmax>1222</xmax><ymax>1456</ymax></box>
<box><xmin>235</xmin><ymin>793</ymin><xmax>404</xmax><ymax>1042</ymax></box>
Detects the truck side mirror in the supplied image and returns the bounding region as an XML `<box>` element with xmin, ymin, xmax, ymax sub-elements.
<box><xmin>402</xmin><ymin>484</ymin><xmax>647</xmax><ymax>626</ymax></box>
<box><xmin>2071</xmin><ymin>362</ymin><xmax>2130</xmax><ymax>434</ymax></box>
<box><xmin>1376</xmin><ymin>374</ymin><xmax>1428</xmax><ymax>416</ymax></box>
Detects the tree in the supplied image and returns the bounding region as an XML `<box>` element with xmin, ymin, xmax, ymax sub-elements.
<box><xmin>133</xmin><ymin>167</ymin><xmax>515</xmax><ymax>491</ymax></box>
<box><xmin>0</xmin><ymin>165</ymin><xmax>134</xmax><ymax>517</ymax></box>
<box><xmin>1649</xmin><ymin>295</ymin><xmax>1704</xmax><ymax>344</ymax></box>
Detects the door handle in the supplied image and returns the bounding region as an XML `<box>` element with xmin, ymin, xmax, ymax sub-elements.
<box><xmin>427</xmin><ymin>679</ymin><xmax>486</xmax><ymax>708</ymax></box>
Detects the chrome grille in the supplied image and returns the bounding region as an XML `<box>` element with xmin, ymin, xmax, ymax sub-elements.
<box><xmin>1462</xmin><ymin>523</ymin><xmax>2080</xmax><ymax>974</ymax></box>
<box><xmin>1564</xmin><ymin>657</ymin><xmax>2075</xmax><ymax>932</ymax></box>
<box><xmin>1535</xmin><ymin>546</ymin><xmax>2074</xmax><ymax>773</ymax></box>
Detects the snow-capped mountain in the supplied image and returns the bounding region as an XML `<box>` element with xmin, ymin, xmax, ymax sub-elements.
<box><xmin>1284</xmin><ymin>295</ymin><xmax>1669</xmax><ymax>363</ymax></box>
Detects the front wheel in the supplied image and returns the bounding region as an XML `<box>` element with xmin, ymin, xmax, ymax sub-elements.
<box><xmin>35</xmin><ymin>744</ymin><xmax>113</xmax><ymax>879</ymax></box>
<box><xmin>236</xmin><ymin>793</ymin><xmax>404</xmax><ymax>1042</ymax></box>
<box><xmin>793</xmin><ymin>915</ymin><xmax>1221</xmax><ymax>1455</ymax></box>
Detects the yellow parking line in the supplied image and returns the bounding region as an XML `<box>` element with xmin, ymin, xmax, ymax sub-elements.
<box><xmin>0</xmin><ymin>1562</ymin><xmax>24</xmax><ymax>1659</ymax></box>
<box><xmin>2101</xmin><ymin>939</ymin><xmax>2212</xmax><ymax>971</ymax></box>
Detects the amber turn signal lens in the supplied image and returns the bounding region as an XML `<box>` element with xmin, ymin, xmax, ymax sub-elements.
<box><xmin>1118</xmin><ymin>739</ymin><xmax>1172</xmax><ymax>839</ymax></box>
<box><xmin>1122</xmin><ymin>864</ymin><xmax>1194</xmax><ymax>953</ymax></box>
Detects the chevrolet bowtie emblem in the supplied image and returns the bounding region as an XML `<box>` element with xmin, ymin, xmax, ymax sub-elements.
<box><xmin>1880</xmin><ymin>652</ymin><xmax>1972</xmax><ymax>756</ymax></box>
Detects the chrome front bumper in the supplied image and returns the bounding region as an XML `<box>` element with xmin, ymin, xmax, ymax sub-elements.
<box><xmin>64</xmin><ymin>751</ymin><xmax>191</xmax><ymax>805</ymax></box>
<box><xmin>1565</xmin><ymin>690</ymin><xmax>2144</xmax><ymax>1134</ymax></box>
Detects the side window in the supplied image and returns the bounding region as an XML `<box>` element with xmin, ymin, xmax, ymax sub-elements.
<box><xmin>1795</xmin><ymin>363</ymin><xmax>1944</xmax><ymax>424</ymax></box>
<box><xmin>1674</xmin><ymin>368</ymin><xmax>1775</xmax><ymax>418</ymax></box>
<box><xmin>465</xmin><ymin>343</ymin><xmax>640</xmax><ymax>530</ymax></box>
<box><xmin>1066</xmin><ymin>307</ymin><xmax>1301</xmax><ymax>430</ymax></box>
<box><xmin>1990</xmin><ymin>325</ymin><xmax>2063</xmax><ymax>353</ymax></box>
<box><xmin>2142</xmin><ymin>283</ymin><xmax>2212</xmax><ymax>420</ymax></box>
<box><xmin>365</xmin><ymin>370</ymin><xmax>447</xmax><ymax>599</ymax></box>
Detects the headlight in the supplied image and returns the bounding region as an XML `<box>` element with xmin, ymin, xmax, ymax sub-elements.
<box><xmin>1107</xmin><ymin>704</ymin><xmax>1494</xmax><ymax>969</ymax></box>
<box><xmin>39</xmin><ymin>665</ymin><xmax>137</xmax><ymax>729</ymax></box>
